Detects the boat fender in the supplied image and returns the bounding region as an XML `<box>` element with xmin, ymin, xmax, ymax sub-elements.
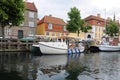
<box><xmin>68</xmin><ymin>49</ymin><xmax>72</xmax><ymax>55</ymax></box>
<box><xmin>76</xmin><ymin>48</ymin><xmax>80</xmax><ymax>54</ymax></box>
<box><xmin>72</xmin><ymin>49</ymin><xmax>76</xmax><ymax>53</ymax></box>
<box><xmin>78</xmin><ymin>49</ymin><xmax>81</xmax><ymax>54</ymax></box>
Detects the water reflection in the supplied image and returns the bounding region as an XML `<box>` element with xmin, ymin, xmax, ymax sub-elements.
<box><xmin>32</xmin><ymin>55</ymin><xmax>67</xmax><ymax>67</ymax></box>
<box><xmin>0</xmin><ymin>52</ymin><xmax>36</xmax><ymax>80</ymax></box>
<box><xmin>34</xmin><ymin>53</ymin><xmax>86</xmax><ymax>80</ymax></box>
<box><xmin>0</xmin><ymin>52</ymin><xmax>120</xmax><ymax>80</ymax></box>
<box><xmin>79</xmin><ymin>52</ymin><xmax>120</xmax><ymax>80</ymax></box>
<box><xmin>65</xmin><ymin>54</ymin><xmax>88</xmax><ymax>80</ymax></box>
<box><xmin>34</xmin><ymin>55</ymin><xmax>68</xmax><ymax>80</ymax></box>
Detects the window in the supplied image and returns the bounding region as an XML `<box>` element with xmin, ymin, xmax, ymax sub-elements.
<box><xmin>29</xmin><ymin>11</ymin><xmax>34</xmax><ymax>18</ymax></box>
<box><xmin>29</xmin><ymin>30</ymin><xmax>34</xmax><ymax>36</ymax></box>
<box><xmin>48</xmin><ymin>23</ymin><xmax>52</xmax><ymax>29</ymax></box>
<box><xmin>18</xmin><ymin>30</ymin><xmax>23</xmax><ymax>39</ymax></box>
<box><xmin>29</xmin><ymin>21</ymin><xmax>34</xmax><ymax>27</ymax></box>
<box><xmin>63</xmin><ymin>26</ymin><xmax>66</xmax><ymax>31</ymax></box>
<box><xmin>52</xmin><ymin>32</ymin><xmax>55</xmax><ymax>36</ymax></box>
<box><xmin>57</xmin><ymin>32</ymin><xmax>60</xmax><ymax>36</ymax></box>
<box><xmin>46</xmin><ymin>32</ymin><xmax>49</xmax><ymax>35</ymax></box>
<box><xmin>61</xmin><ymin>33</ymin><xmax>64</xmax><ymax>36</ymax></box>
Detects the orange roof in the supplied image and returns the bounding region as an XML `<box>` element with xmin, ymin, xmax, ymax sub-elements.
<box><xmin>38</xmin><ymin>15</ymin><xmax>66</xmax><ymax>25</ymax></box>
<box><xmin>25</xmin><ymin>2</ymin><xmax>37</xmax><ymax>12</ymax></box>
<box><xmin>84</xmin><ymin>15</ymin><xmax>105</xmax><ymax>22</ymax></box>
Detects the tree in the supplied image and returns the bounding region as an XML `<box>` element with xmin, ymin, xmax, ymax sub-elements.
<box><xmin>0</xmin><ymin>0</ymin><xmax>25</xmax><ymax>38</ymax></box>
<box><xmin>66</xmin><ymin>7</ymin><xmax>91</xmax><ymax>37</ymax></box>
<box><xmin>105</xmin><ymin>20</ymin><xmax>119</xmax><ymax>37</ymax></box>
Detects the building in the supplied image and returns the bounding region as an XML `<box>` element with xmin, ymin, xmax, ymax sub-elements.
<box><xmin>37</xmin><ymin>15</ymin><xmax>69</xmax><ymax>38</ymax></box>
<box><xmin>84</xmin><ymin>14</ymin><xmax>106</xmax><ymax>41</ymax></box>
<box><xmin>5</xmin><ymin>2</ymin><xmax>38</xmax><ymax>39</ymax></box>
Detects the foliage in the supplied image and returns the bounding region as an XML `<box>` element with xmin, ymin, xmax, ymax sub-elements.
<box><xmin>105</xmin><ymin>20</ymin><xmax>119</xmax><ymax>37</ymax></box>
<box><xmin>66</xmin><ymin>7</ymin><xmax>81</xmax><ymax>33</ymax></box>
<box><xmin>0</xmin><ymin>0</ymin><xmax>25</xmax><ymax>38</ymax></box>
<box><xmin>81</xmin><ymin>23</ymin><xmax>92</xmax><ymax>33</ymax></box>
<box><xmin>66</xmin><ymin>7</ymin><xmax>92</xmax><ymax>36</ymax></box>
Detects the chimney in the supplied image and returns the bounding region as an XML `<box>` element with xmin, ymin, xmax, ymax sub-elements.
<box><xmin>107</xmin><ymin>17</ymin><xmax>111</xmax><ymax>20</ymax></box>
<box><xmin>97</xmin><ymin>13</ymin><xmax>101</xmax><ymax>18</ymax></box>
<box><xmin>49</xmin><ymin>14</ymin><xmax>52</xmax><ymax>17</ymax></box>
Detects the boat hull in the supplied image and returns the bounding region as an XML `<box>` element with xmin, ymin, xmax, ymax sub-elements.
<box><xmin>39</xmin><ymin>42</ymin><xmax>67</xmax><ymax>54</ymax></box>
<box><xmin>98</xmin><ymin>45</ymin><xmax>120</xmax><ymax>52</ymax></box>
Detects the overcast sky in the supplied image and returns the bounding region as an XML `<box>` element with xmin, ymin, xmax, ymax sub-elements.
<box><xmin>27</xmin><ymin>0</ymin><xmax>120</xmax><ymax>21</ymax></box>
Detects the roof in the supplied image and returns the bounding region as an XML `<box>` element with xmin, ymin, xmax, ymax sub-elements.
<box><xmin>38</xmin><ymin>15</ymin><xmax>66</xmax><ymax>25</ymax></box>
<box><xmin>84</xmin><ymin>15</ymin><xmax>105</xmax><ymax>22</ymax></box>
<box><xmin>25</xmin><ymin>2</ymin><xmax>37</xmax><ymax>12</ymax></box>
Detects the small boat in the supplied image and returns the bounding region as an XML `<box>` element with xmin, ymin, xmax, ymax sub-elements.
<box><xmin>39</xmin><ymin>42</ymin><xmax>68</xmax><ymax>54</ymax></box>
<box><xmin>37</xmin><ymin>41</ymin><xmax>85</xmax><ymax>55</ymax></box>
<box><xmin>98</xmin><ymin>45</ymin><xmax>120</xmax><ymax>52</ymax></box>
<box><xmin>31</xmin><ymin>35</ymin><xmax>85</xmax><ymax>54</ymax></box>
<box><xmin>98</xmin><ymin>37</ymin><xmax>120</xmax><ymax>52</ymax></box>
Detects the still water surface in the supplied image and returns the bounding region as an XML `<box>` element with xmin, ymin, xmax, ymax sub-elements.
<box><xmin>0</xmin><ymin>52</ymin><xmax>120</xmax><ymax>80</ymax></box>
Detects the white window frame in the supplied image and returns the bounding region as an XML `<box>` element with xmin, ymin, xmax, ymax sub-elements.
<box><xmin>52</xmin><ymin>32</ymin><xmax>54</xmax><ymax>36</ymax></box>
<box><xmin>29</xmin><ymin>21</ymin><xmax>34</xmax><ymax>27</ymax></box>
<box><xmin>48</xmin><ymin>23</ymin><xmax>52</xmax><ymax>29</ymax></box>
<box><xmin>63</xmin><ymin>26</ymin><xmax>66</xmax><ymax>31</ymax></box>
<box><xmin>29</xmin><ymin>30</ymin><xmax>34</xmax><ymax>36</ymax></box>
<box><xmin>29</xmin><ymin>11</ymin><xmax>34</xmax><ymax>18</ymax></box>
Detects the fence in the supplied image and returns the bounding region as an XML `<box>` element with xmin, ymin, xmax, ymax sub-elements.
<box><xmin>0</xmin><ymin>39</ymin><xmax>38</xmax><ymax>52</ymax></box>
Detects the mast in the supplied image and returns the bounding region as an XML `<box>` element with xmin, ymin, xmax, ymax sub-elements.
<box><xmin>104</xmin><ymin>9</ymin><xmax>106</xmax><ymax>36</ymax></box>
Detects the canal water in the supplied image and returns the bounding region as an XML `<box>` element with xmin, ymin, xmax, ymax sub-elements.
<box><xmin>0</xmin><ymin>52</ymin><xmax>120</xmax><ymax>80</ymax></box>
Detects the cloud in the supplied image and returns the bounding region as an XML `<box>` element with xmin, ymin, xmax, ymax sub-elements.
<box><xmin>28</xmin><ymin>0</ymin><xmax>120</xmax><ymax>21</ymax></box>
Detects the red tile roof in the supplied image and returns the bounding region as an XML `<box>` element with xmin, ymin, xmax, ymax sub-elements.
<box><xmin>25</xmin><ymin>2</ymin><xmax>37</xmax><ymax>12</ymax></box>
<box><xmin>38</xmin><ymin>15</ymin><xmax>66</xmax><ymax>25</ymax></box>
<box><xmin>84</xmin><ymin>15</ymin><xmax>105</xmax><ymax>22</ymax></box>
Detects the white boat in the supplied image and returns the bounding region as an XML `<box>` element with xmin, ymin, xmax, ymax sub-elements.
<box><xmin>97</xmin><ymin>38</ymin><xmax>120</xmax><ymax>51</ymax></box>
<box><xmin>38</xmin><ymin>41</ymin><xmax>85</xmax><ymax>54</ymax></box>
<box><xmin>98</xmin><ymin>44</ymin><xmax>120</xmax><ymax>52</ymax></box>
<box><xmin>39</xmin><ymin>42</ymin><xmax>68</xmax><ymax>54</ymax></box>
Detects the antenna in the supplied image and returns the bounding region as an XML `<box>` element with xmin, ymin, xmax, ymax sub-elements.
<box><xmin>104</xmin><ymin>9</ymin><xmax>106</xmax><ymax>28</ymax></box>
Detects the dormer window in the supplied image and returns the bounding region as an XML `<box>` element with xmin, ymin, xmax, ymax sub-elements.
<box><xmin>63</xmin><ymin>26</ymin><xmax>66</xmax><ymax>31</ymax></box>
<box><xmin>48</xmin><ymin>23</ymin><xmax>52</xmax><ymax>29</ymax></box>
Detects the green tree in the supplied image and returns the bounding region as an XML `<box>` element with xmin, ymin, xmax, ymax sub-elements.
<box><xmin>66</xmin><ymin>7</ymin><xmax>91</xmax><ymax>36</ymax></box>
<box><xmin>0</xmin><ymin>0</ymin><xmax>25</xmax><ymax>38</ymax></box>
<box><xmin>105</xmin><ymin>20</ymin><xmax>119</xmax><ymax>37</ymax></box>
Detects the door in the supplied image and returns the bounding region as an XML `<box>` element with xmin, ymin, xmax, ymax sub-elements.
<box><xmin>18</xmin><ymin>30</ymin><xmax>23</xmax><ymax>39</ymax></box>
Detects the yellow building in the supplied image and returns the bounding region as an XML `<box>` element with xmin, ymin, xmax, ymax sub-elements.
<box><xmin>37</xmin><ymin>15</ymin><xmax>69</xmax><ymax>38</ymax></box>
<box><xmin>37</xmin><ymin>14</ymin><xmax>120</xmax><ymax>42</ymax></box>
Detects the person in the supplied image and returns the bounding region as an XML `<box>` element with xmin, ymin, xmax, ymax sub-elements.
<box><xmin>109</xmin><ymin>38</ymin><xmax>113</xmax><ymax>45</ymax></box>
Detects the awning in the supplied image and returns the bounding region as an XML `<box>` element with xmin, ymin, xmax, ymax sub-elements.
<box><xmin>20</xmin><ymin>37</ymin><xmax>35</xmax><ymax>41</ymax></box>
